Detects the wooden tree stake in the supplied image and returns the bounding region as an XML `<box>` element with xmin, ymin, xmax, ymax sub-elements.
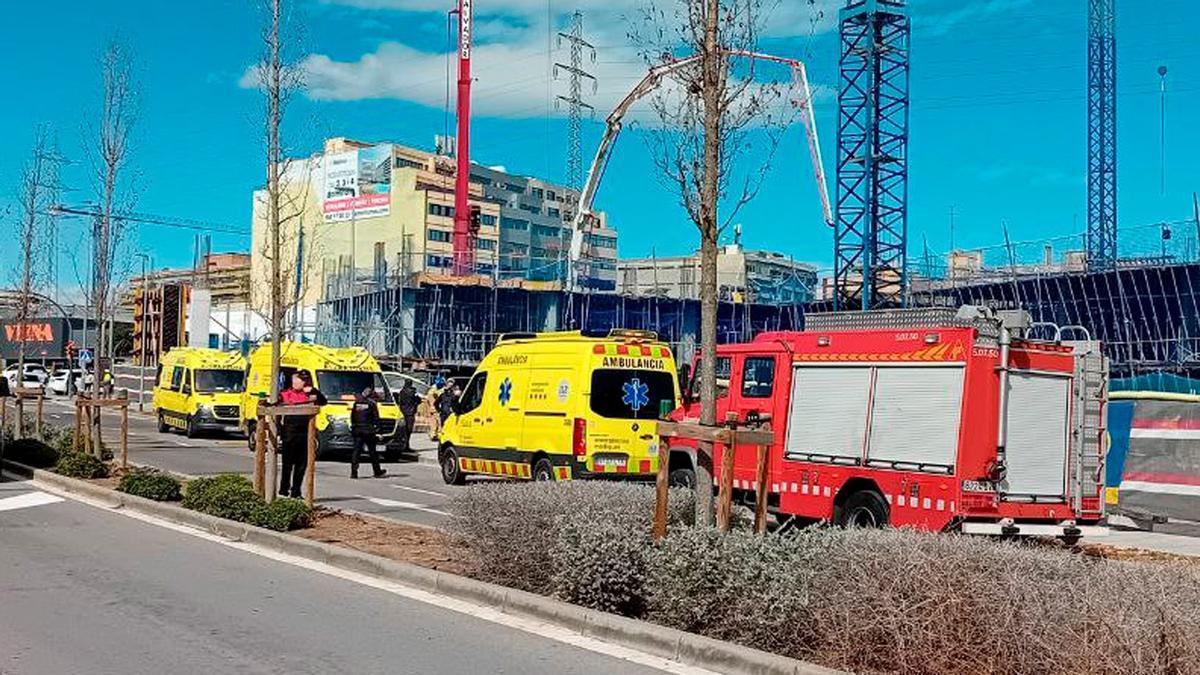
<box><xmin>653</xmin><ymin>440</ymin><xmax>671</xmax><ymax>540</ymax></box>
<box><xmin>304</xmin><ymin>414</ymin><xmax>317</xmax><ymax>508</ymax></box>
<box><xmin>754</xmin><ymin>444</ymin><xmax>769</xmax><ymax>534</ymax></box>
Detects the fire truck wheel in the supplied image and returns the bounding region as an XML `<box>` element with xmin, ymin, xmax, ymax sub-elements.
<box><xmin>838</xmin><ymin>490</ymin><xmax>889</xmax><ymax>529</ymax></box>
<box><xmin>246</xmin><ymin>421</ymin><xmax>257</xmax><ymax>453</ymax></box>
<box><xmin>157</xmin><ymin>412</ymin><xmax>169</xmax><ymax>434</ymax></box>
<box><xmin>440</xmin><ymin>445</ymin><xmax>466</xmax><ymax>486</ymax></box>
<box><xmin>532</xmin><ymin>458</ymin><xmax>555</xmax><ymax>482</ymax></box>
<box><xmin>668</xmin><ymin>467</ymin><xmax>696</xmax><ymax>489</ymax></box>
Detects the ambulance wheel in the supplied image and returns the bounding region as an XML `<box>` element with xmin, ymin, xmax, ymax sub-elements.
<box><xmin>157</xmin><ymin>412</ymin><xmax>169</xmax><ymax>434</ymax></box>
<box><xmin>185</xmin><ymin>415</ymin><xmax>198</xmax><ymax>439</ymax></box>
<box><xmin>440</xmin><ymin>445</ymin><xmax>466</xmax><ymax>486</ymax></box>
<box><xmin>838</xmin><ymin>490</ymin><xmax>889</xmax><ymax>529</ymax></box>
<box><xmin>532</xmin><ymin>458</ymin><xmax>555</xmax><ymax>482</ymax></box>
<box><xmin>668</xmin><ymin>467</ymin><xmax>696</xmax><ymax>489</ymax></box>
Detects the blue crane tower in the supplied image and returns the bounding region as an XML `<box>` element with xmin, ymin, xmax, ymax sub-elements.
<box><xmin>1087</xmin><ymin>0</ymin><xmax>1118</xmax><ymax>269</ymax></box>
<box><xmin>833</xmin><ymin>0</ymin><xmax>910</xmax><ymax>311</ymax></box>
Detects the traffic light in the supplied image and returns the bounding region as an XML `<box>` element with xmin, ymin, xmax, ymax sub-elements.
<box><xmin>65</xmin><ymin>340</ymin><xmax>77</xmax><ymax>362</ymax></box>
<box><xmin>469</xmin><ymin>205</ymin><xmax>482</xmax><ymax>234</ymax></box>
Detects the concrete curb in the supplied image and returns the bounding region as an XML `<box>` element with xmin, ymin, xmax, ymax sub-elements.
<box><xmin>4</xmin><ymin>460</ymin><xmax>839</xmax><ymax>675</ymax></box>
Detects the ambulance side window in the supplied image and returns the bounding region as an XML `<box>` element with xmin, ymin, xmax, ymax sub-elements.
<box><xmin>170</xmin><ymin>366</ymin><xmax>185</xmax><ymax>392</ymax></box>
<box><xmin>741</xmin><ymin>357</ymin><xmax>775</xmax><ymax>399</ymax></box>
<box><xmin>459</xmin><ymin>372</ymin><xmax>488</xmax><ymax>414</ymax></box>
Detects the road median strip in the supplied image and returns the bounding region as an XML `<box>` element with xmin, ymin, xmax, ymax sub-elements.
<box><xmin>2</xmin><ymin>458</ymin><xmax>837</xmax><ymax>675</ymax></box>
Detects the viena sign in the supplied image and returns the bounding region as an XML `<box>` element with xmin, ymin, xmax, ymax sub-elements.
<box><xmin>0</xmin><ymin>319</ymin><xmax>68</xmax><ymax>359</ymax></box>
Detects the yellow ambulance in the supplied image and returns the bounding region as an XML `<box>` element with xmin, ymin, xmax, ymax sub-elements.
<box><xmin>153</xmin><ymin>348</ymin><xmax>248</xmax><ymax>437</ymax></box>
<box><xmin>241</xmin><ymin>341</ymin><xmax>402</xmax><ymax>459</ymax></box>
<box><xmin>438</xmin><ymin>330</ymin><xmax>680</xmax><ymax>485</ymax></box>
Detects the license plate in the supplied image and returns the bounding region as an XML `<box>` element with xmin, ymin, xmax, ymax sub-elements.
<box><xmin>962</xmin><ymin>480</ymin><xmax>997</xmax><ymax>493</ymax></box>
<box><xmin>595</xmin><ymin>457</ymin><xmax>627</xmax><ymax>467</ymax></box>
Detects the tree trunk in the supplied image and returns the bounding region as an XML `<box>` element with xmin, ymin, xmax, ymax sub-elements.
<box><xmin>266</xmin><ymin>0</ymin><xmax>284</xmax><ymax>403</ymax></box>
<box><xmin>694</xmin><ymin>0</ymin><xmax>723</xmax><ymax>527</ymax></box>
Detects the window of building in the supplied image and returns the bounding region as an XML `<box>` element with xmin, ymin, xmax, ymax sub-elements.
<box><xmin>500</xmin><ymin>216</ymin><xmax>528</xmax><ymax>231</ymax></box>
<box><xmin>480</xmin><ymin>214</ymin><xmax>497</xmax><ymax>227</ymax></box>
<box><xmin>505</xmin><ymin>183</ymin><xmax>524</xmax><ymax>193</ymax></box>
<box><xmin>471</xmin><ymin>174</ymin><xmax>492</xmax><ymax>186</ymax></box>
<box><xmin>586</xmin><ymin>234</ymin><xmax>617</xmax><ymax>249</ymax></box>
<box><xmin>531</xmin><ymin>187</ymin><xmax>544</xmax><ymax>199</ymax></box>
<box><xmin>427</xmin><ymin>229</ymin><xmax>451</xmax><ymax>243</ymax></box>
<box><xmin>518</xmin><ymin>203</ymin><xmax>540</xmax><ymax>214</ymax></box>
<box><xmin>546</xmin><ymin>190</ymin><xmax>557</xmax><ymax>201</ymax></box>
<box><xmin>500</xmin><ymin>242</ymin><xmax>527</xmax><ymax>255</ymax></box>
<box><xmin>426</xmin><ymin>254</ymin><xmax>453</xmax><ymax>268</ymax></box>
<box><xmin>547</xmin><ymin>207</ymin><xmax>560</xmax><ymax>219</ymax></box>
<box><xmin>428</xmin><ymin>203</ymin><xmax>454</xmax><ymax>218</ymax></box>
<box><xmin>477</xmin><ymin>263</ymin><xmax>495</xmax><ymax>275</ymax></box>
<box><xmin>395</xmin><ymin>157</ymin><xmax>424</xmax><ymax>170</ymax></box>
<box><xmin>477</xmin><ymin>239</ymin><xmax>496</xmax><ymax>251</ymax></box>
<box><xmin>532</xmin><ymin>224</ymin><xmax>559</xmax><ymax>238</ymax></box>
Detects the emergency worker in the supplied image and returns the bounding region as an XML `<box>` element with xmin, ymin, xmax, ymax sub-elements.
<box><xmin>277</xmin><ymin>370</ymin><xmax>327</xmax><ymax>498</ymax></box>
<box><xmin>350</xmin><ymin>387</ymin><xmax>386</xmax><ymax>479</ymax></box>
<box><xmin>396</xmin><ymin>380</ymin><xmax>421</xmax><ymax>452</ymax></box>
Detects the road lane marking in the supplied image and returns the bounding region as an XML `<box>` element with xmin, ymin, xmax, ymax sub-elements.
<box><xmin>359</xmin><ymin>496</ymin><xmax>449</xmax><ymax>517</ymax></box>
<box><xmin>390</xmin><ymin>484</ymin><xmax>447</xmax><ymax>498</ymax></box>
<box><xmin>23</xmin><ymin>479</ymin><xmax>713</xmax><ymax>675</ymax></box>
<box><xmin>0</xmin><ymin>491</ymin><xmax>65</xmax><ymax>512</ymax></box>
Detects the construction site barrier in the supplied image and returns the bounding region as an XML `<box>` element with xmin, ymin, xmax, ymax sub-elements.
<box><xmin>1108</xmin><ymin>391</ymin><xmax>1200</xmax><ymax>529</ymax></box>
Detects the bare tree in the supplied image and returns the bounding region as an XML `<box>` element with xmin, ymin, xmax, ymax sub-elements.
<box><xmin>632</xmin><ymin>0</ymin><xmax>792</xmax><ymax>525</ymax></box>
<box><xmin>88</xmin><ymin>39</ymin><xmax>138</xmax><ymax>382</ymax></box>
<box><xmin>255</xmin><ymin>0</ymin><xmax>308</xmax><ymax>402</ymax></box>
<box><xmin>12</xmin><ymin>128</ymin><xmax>60</xmax><ymax>410</ymax></box>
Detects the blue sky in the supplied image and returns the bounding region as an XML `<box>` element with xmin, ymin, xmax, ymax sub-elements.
<box><xmin>0</xmin><ymin>0</ymin><xmax>1196</xmax><ymax>289</ymax></box>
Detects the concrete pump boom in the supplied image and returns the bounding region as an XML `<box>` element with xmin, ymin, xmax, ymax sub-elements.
<box><xmin>567</xmin><ymin>51</ymin><xmax>832</xmax><ymax>292</ymax></box>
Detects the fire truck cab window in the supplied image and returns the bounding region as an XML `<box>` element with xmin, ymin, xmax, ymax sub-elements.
<box><xmin>459</xmin><ymin>372</ymin><xmax>488</xmax><ymax>414</ymax></box>
<box><xmin>741</xmin><ymin>357</ymin><xmax>775</xmax><ymax>398</ymax></box>
<box><xmin>689</xmin><ymin>357</ymin><xmax>731</xmax><ymax>399</ymax></box>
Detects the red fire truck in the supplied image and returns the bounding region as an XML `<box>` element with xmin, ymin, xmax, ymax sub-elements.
<box><xmin>668</xmin><ymin>306</ymin><xmax>1108</xmax><ymax>543</ymax></box>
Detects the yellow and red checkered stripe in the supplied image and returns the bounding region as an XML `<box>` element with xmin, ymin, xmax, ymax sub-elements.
<box><xmin>593</xmin><ymin>343</ymin><xmax>670</xmax><ymax>358</ymax></box>
<box><xmin>458</xmin><ymin>457</ymin><xmax>575</xmax><ymax>481</ymax></box>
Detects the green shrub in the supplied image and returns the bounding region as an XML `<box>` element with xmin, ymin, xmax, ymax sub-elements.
<box><xmin>445</xmin><ymin>482</ymin><xmax>694</xmax><ymax>594</ymax></box>
<box><xmin>5</xmin><ymin>438</ymin><xmax>60</xmax><ymax>468</ymax></box>
<box><xmin>53</xmin><ymin>451</ymin><xmax>110</xmax><ymax>479</ymax></box>
<box><xmin>249</xmin><ymin>498</ymin><xmax>313</xmax><ymax>531</ymax></box>
<box><xmin>182</xmin><ymin>474</ymin><xmax>263</xmax><ymax>521</ymax></box>
<box><xmin>550</xmin><ymin>518</ymin><xmax>649</xmax><ymax>616</ymax></box>
<box><xmin>118</xmin><ymin>468</ymin><xmax>182</xmax><ymax>502</ymax></box>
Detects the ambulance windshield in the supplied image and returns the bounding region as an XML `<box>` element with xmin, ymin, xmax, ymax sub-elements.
<box><xmin>194</xmin><ymin>369</ymin><xmax>245</xmax><ymax>393</ymax></box>
<box><xmin>317</xmin><ymin>370</ymin><xmax>390</xmax><ymax>401</ymax></box>
<box><xmin>590</xmin><ymin>369</ymin><xmax>676</xmax><ymax>420</ymax></box>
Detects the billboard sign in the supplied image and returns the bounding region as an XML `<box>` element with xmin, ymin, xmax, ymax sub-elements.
<box><xmin>322</xmin><ymin>144</ymin><xmax>393</xmax><ymax>223</ymax></box>
<box><xmin>0</xmin><ymin>318</ymin><xmax>69</xmax><ymax>361</ymax></box>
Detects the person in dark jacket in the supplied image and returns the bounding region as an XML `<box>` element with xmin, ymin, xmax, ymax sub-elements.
<box><xmin>350</xmin><ymin>387</ymin><xmax>387</xmax><ymax>479</ymax></box>
<box><xmin>277</xmin><ymin>370</ymin><xmax>327</xmax><ymax>498</ymax></box>
<box><xmin>436</xmin><ymin>382</ymin><xmax>460</xmax><ymax>424</ymax></box>
<box><xmin>396</xmin><ymin>380</ymin><xmax>421</xmax><ymax>452</ymax></box>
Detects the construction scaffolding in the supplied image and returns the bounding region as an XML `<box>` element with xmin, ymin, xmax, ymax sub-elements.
<box><xmin>315</xmin><ymin>257</ymin><xmax>805</xmax><ymax>368</ymax></box>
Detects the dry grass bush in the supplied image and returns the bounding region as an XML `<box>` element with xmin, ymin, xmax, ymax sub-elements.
<box><xmin>448</xmin><ymin>482</ymin><xmax>1200</xmax><ymax>674</ymax></box>
<box><xmin>648</xmin><ymin>527</ymin><xmax>1200</xmax><ymax>675</ymax></box>
<box><xmin>445</xmin><ymin>481</ymin><xmax>693</xmax><ymax>594</ymax></box>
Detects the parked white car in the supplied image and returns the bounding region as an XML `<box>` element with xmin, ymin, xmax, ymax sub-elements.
<box><xmin>2</xmin><ymin>364</ymin><xmax>49</xmax><ymax>388</ymax></box>
<box><xmin>47</xmin><ymin>369</ymin><xmax>85</xmax><ymax>395</ymax></box>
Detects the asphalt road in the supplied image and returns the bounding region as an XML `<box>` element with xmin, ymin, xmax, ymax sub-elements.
<box><xmin>0</xmin><ymin>478</ymin><xmax>671</xmax><ymax>675</ymax></box>
<box><xmin>41</xmin><ymin>397</ymin><xmax>468</xmax><ymax>528</ymax></box>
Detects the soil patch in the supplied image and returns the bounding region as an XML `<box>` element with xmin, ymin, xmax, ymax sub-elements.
<box><xmin>1081</xmin><ymin>542</ymin><xmax>1200</xmax><ymax>565</ymax></box>
<box><xmin>298</xmin><ymin>510</ymin><xmax>472</xmax><ymax>575</ymax></box>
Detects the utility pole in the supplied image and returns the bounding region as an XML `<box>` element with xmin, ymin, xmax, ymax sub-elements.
<box><xmin>1087</xmin><ymin>0</ymin><xmax>1118</xmax><ymax>269</ymax></box>
<box><xmin>135</xmin><ymin>252</ymin><xmax>151</xmax><ymax>411</ymax></box>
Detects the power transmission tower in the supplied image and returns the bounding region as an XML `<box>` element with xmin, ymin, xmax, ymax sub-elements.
<box><xmin>1087</xmin><ymin>0</ymin><xmax>1117</xmax><ymax>269</ymax></box>
<box><xmin>833</xmin><ymin>0</ymin><xmax>911</xmax><ymax>310</ymax></box>
<box><xmin>555</xmin><ymin>11</ymin><xmax>597</xmax><ymax>191</ymax></box>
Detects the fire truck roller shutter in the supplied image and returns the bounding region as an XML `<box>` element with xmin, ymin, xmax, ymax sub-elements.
<box><xmin>866</xmin><ymin>366</ymin><xmax>964</xmax><ymax>471</ymax></box>
<box><xmin>1003</xmin><ymin>372</ymin><xmax>1071</xmax><ymax>499</ymax></box>
<box><xmin>785</xmin><ymin>366</ymin><xmax>872</xmax><ymax>463</ymax></box>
